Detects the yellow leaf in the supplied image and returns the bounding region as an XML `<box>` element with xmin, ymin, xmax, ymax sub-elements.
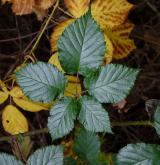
<box><xmin>0</xmin><ymin>91</ymin><xmax>8</xmax><ymax>104</ymax></box>
<box><xmin>103</xmin><ymin>35</ymin><xmax>113</xmax><ymax>64</ymax></box>
<box><xmin>64</xmin><ymin>0</ymin><xmax>90</xmax><ymax>18</ymax></box>
<box><xmin>92</xmin><ymin>0</ymin><xmax>134</xmax><ymax>29</ymax></box>
<box><xmin>2</xmin><ymin>105</ymin><xmax>28</xmax><ymax>135</ymax></box>
<box><xmin>10</xmin><ymin>86</ymin><xmax>23</xmax><ymax>98</ymax></box>
<box><xmin>64</xmin><ymin>76</ymin><xmax>81</xmax><ymax>97</ymax></box>
<box><xmin>49</xmin><ymin>53</ymin><xmax>64</xmax><ymax>72</ymax></box>
<box><xmin>0</xmin><ymin>80</ymin><xmax>9</xmax><ymax>93</ymax></box>
<box><xmin>104</xmin><ymin>22</ymin><xmax>136</xmax><ymax>59</ymax></box>
<box><xmin>50</xmin><ymin>19</ymin><xmax>74</xmax><ymax>52</ymax></box>
<box><xmin>10</xmin><ymin>87</ymin><xmax>51</xmax><ymax>112</ymax></box>
<box><xmin>0</xmin><ymin>80</ymin><xmax>9</xmax><ymax>104</ymax></box>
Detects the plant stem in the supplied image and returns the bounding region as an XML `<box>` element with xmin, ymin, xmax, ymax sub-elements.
<box><xmin>0</xmin><ymin>128</ymin><xmax>48</xmax><ymax>142</ymax></box>
<box><xmin>0</xmin><ymin>121</ymin><xmax>154</xmax><ymax>142</ymax></box>
<box><xmin>30</xmin><ymin>0</ymin><xmax>59</xmax><ymax>54</ymax></box>
<box><xmin>112</xmin><ymin>121</ymin><xmax>154</xmax><ymax>127</ymax></box>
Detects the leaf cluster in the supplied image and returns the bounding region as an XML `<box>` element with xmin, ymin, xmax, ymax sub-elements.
<box><xmin>0</xmin><ymin>8</ymin><xmax>141</xmax><ymax>165</ymax></box>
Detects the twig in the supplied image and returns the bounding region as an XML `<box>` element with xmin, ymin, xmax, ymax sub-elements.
<box><xmin>3</xmin><ymin>36</ymin><xmax>37</xmax><ymax>80</ymax></box>
<box><xmin>0</xmin><ymin>120</ymin><xmax>155</xmax><ymax>142</ymax></box>
<box><xmin>112</xmin><ymin>121</ymin><xmax>154</xmax><ymax>127</ymax></box>
<box><xmin>0</xmin><ymin>24</ymin><xmax>55</xmax><ymax>43</ymax></box>
<box><xmin>0</xmin><ymin>128</ymin><xmax>48</xmax><ymax>142</ymax></box>
<box><xmin>58</xmin><ymin>6</ymin><xmax>74</xmax><ymax>18</ymax></box>
<box><xmin>30</xmin><ymin>0</ymin><xmax>59</xmax><ymax>54</ymax></box>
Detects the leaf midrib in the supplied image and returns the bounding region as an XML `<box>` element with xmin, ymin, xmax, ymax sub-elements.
<box><xmin>17</xmin><ymin>73</ymin><xmax>61</xmax><ymax>91</ymax></box>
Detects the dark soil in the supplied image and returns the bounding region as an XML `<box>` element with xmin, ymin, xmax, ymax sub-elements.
<box><xmin>0</xmin><ymin>0</ymin><xmax>160</xmax><ymax>157</ymax></box>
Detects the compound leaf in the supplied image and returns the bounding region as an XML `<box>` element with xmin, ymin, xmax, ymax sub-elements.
<box><xmin>48</xmin><ymin>97</ymin><xmax>78</xmax><ymax>140</ymax></box>
<box><xmin>0</xmin><ymin>153</ymin><xmax>24</xmax><ymax>165</ymax></box>
<box><xmin>27</xmin><ymin>145</ymin><xmax>63</xmax><ymax>165</ymax></box>
<box><xmin>74</xmin><ymin>129</ymin><xmax>100</xmax><ymax>163</ymax></box>
<box><xmin>16</xmin><ymin>62</ymin><xmax>67</xmax><ymax>103</ymax></box>
<box><xmin>117</xmin><ymin>143</ymin><xmax>160</xmax><ymax>165</ymax></box>
<box><xmin>78</xmin><ymin>96</ymin><xmax>112</xmax><ymax>133</ymax></box>
<box><xmin>58</xmin><ymin>10</ymin><xmax>105</xmax><ymax>75</ymax></box>
<box><xmin>86</xmin><ymin>64</ymin><xmax>139</xmax><ymax>103</ymax></box>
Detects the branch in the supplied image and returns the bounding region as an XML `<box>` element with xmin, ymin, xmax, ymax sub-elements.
<box><xmin>112</xmin><ymin>120</ymin><xmax>154</xmax><ymax>127</ymax></box>
<box><xmin>30</xmin><ymin>0</ymin><xmax>59</xmax><ymax>54</ymax></box>
<box><xmin>0</xmin><ymin>120</ymin><xmax>154</xmax><ymax>142</ymax></box>
<box><xmin>0</xmin><ymin>128</ymin><xmax>48</xmax><ymax>142</ymax></box>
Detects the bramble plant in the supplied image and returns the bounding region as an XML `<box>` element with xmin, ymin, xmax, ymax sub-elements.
<box><xmin>1</xmin><ymin>2</ymin><xmax>160</xmax><ymax>165</ymax></box>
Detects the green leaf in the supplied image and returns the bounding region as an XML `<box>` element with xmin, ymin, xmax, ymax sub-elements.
<box><xmin>48</xmin><ymin>97</ymin><xmax>78</xmax><ymax>140</ymax></box>
<box><xmin>117</xmin><ymin>143</ymin><xmax>160</xmax><ymax>165</ymax></box>
<box><xmin>58</xmin><ymin>10</ymin><xmax>106</xmax><ymax>75</ymax></box>
<box><xmin>74</xmin><ymin>129</ymin><xmax>100</xmax><ymax>164</ymax></box>
<box><xmin>64</xmin><ymin>157</ymin><xmax>77</xmax><ymax>165</ymax></box>
<box><xmin>154</xmin><ymin>106</ymin><xmax>160</xmax><ymax>136</ymax></box>
<box><xmin>78</xmin><ymin>96</ymin><xmax>112</xmax><ymax>133</ymax></box>
<box><xmin>27</xmin><ymin>145</ymin><xmax>63</xmax><ymax>165</ymax></box>
<box><xmin>0</xmin><ymin>153</ymin><xmax>23</xmax><ymax>165</ymax></box>
<box><xmin>16</xmin><ymin>62</ymin><xmax>67</xmax><ymax>102</ymax></box>
<box><xmin>85</xmin><ymin>64</ymin><xmax>139</xmax><ymax>103</ymax></box>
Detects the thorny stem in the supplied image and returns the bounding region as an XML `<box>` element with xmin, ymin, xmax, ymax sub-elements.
<box><xmin>0</xmin><ymin>121</ymin><xmax>154</xmax><ymax>142</ymax></box>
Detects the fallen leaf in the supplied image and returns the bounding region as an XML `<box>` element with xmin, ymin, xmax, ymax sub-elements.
<box><xmin>92</xmin><ymin>0</ymin><xmax>134</xmax><ymax>29</ymax></box>
<box><xmin>64</xmin><ymin>0</ymin><xmax>90</xmax><ymax>18</ymax></box>
<box><xmin>49</xmin><ymin>52</ymin><xmax>64</xmax><ymax>72</ymax></box>
<box><xmin>65</xmin><ymin>76</ymin><xmax>81</xmax><ymax>97</ymax></box>
<box><xmin>2</xmin><ymin>0</ymin><xmax>56</xmax><ymax>20</ymax></box>
<box><xmin>0</xmin><ymin>80</ymin><xmax>9</xmax><ymax>104</ymax></box>
<box><xmin>0</xmin><ymin>91</ymin><xmax>8</xmax><ymax>104</ymax></box>
<box><xmin>0</xmin><ymin>80</ymin><xmax>9</xmax><ymax>93</ymax></box>
<box><xmin>104</xmin><ymin>22</ymin><xmax>136</xmax><ymax>59</ymax></box>
<box><xmin>103</xmin><ymin>35</ymin><xmax>113</xmax><ymax>64</ymax></box>
<box><xmin>11</xmin><ymin>136</ymin><xmax>33</xmax><ymax>160</ymax></box>
<box><xmin>12</xmin><ymin>0</ymin><xmax>34</xmax><ymax>15</ymax></box>
<box><xmin>10</xmin><ymin>87</ymin><xmax>51</xmax><ymax>112</ymax></box>
<box><xmin>2</xmin><ymin>105</ymin><xmax>29</xmax><ymax>135</ymax></box>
